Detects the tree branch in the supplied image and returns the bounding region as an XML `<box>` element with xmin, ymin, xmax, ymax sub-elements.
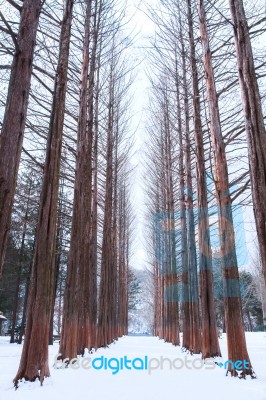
<box><xmin>0</xmin><ymin>11</ymin><xmax>18</xmax><ymax>50</ymax></box>
<box><xmin>5</xmin><ymin>0</ymin><xmax>22</xmax><ymax>12</ymax></box>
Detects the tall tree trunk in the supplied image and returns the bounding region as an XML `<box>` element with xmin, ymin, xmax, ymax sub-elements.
<box><xmin>197</xmin><ymin>0</ymin><xmax>255</xmax><ymax>377</ymax></box>
<box><xmin>176</xmin><ymin>73</ymin><xmax>190</xmax><ymax>350</ymax></box>
<box><xmin>76</xmin><ymin>0</ymin><xmax>94</xmax><ymax>357</ymax></box>
<box><xmin>117</xmin><ymin>181</ymin><xmax>129</xmax><ymax>337</ymax></box>
<box><xmin>153</xmin><ymin>190</ymin><xmax>161</xmax><ymax>337</ymax></box>
<box><xmin>167</xmin><ymin>154</ymin><xmax>180</xmax><ymax>346</ymax></box>
<box><xmin>229</xmin><ymin>0</ymin><xmax>266</xmax><ymax>290</ymax></box>
<box><xmin>87</xmin><ymin>1</ymin><xmax>101</xmax><ymax>351</ymax></box>
<box><xmin>186</xmin><ymin>0</ymin><xmax>221</xmax><ymax>358</ymax></box>
<box><xmin>112</xmin><ymin>124</ymin><xmax>119</xmax><ymax>341</ymax></box>
<box><xmin>14</xmin><ymin>0</ymin><xmax>74</xmax><ymax>386</ymax></box>
<box><xmin>97</xmin><ymin>77</ymin><xmax>115</xmax><ymax>347</ymax></box>
<box><xmin>179</xmin><ymin>23</ymin><xmax>201</xmax><ymax>354</ymax></box>
<box><xmin>49</xmin><ymin>182</ymin><xmax>64</xmax><ymax>345</ymax></box>
<box><xmin>89</xmin><ymin>51</ymin><xmax>101</xmax><ymax>349</ymax></box>
<box><xmin>0</xmin><ymin>0</ymin><xmax>42</xmax><ymax>276</ymax></box>
<box><xmin>60</xmin><ymin>0</ymin><xmax>93</xmax><ymax>360</ymax></box>
<box><xmin>164</xmin><ymin>93</ymin><xmax>179</xmax><ymax>346</ymax></box>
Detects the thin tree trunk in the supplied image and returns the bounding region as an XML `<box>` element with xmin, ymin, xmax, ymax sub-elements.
<box><xmin>259</xmin><ymin>275</ymin><xmax>266</xmax><ymax>324</ymax></box>
<box><xmin>179</xmin><ymin>24</ymin><xmax>201</xmax><ymax>354</ymax></box>
<box><xmin>246</xmin><ymin>310</ymin><xmax>253</xmax><ymax>332</ymax></box>
<box><xmin>10</xmin><ymin>184</ymin><xmax>32</xmax><ymax>343</ymax></box>
<box><xmin>97</xmin><ymin>78</ymin><xmax>115</xmax><ymax>347</ymax></box>
<box><xmin>89</xmin><ymin>50</ymin><xmax>101</xmax><ymax>349</ymax></box>
<box><xmin>49</xmin><ymin>184</ymin><xmax>64</xmax><ymax>345</ymax></box>
<box><xmin>112</xmin><ymin>124</ymin><xmax>119</xmax><ymax>341</ymax></box>
<box><xmin>18</xmin><ymin>250</ymin><xmax>33</xmax><ymax>345</ymax></box>
<box><xmin>176</xmin><ymin>73</ymin><xmax>190</xmax><ymax>350</ymax></box>
<box><xmin>164</xmin><ymin>93</ymin><xmax>179</xmax><ymax>346</ymax></box>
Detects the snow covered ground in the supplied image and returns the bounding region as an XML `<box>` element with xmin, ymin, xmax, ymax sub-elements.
<box><xmin>0</xmin><ymin>332</ymin><xmax>266</xmax><ymax>400</ymax></box>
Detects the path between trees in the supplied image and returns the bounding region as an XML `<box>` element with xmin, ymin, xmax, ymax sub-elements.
<box><xmin>0</xmin><ymin>333</ymin><xmax>266</xmax><ymax>399</ymax></box>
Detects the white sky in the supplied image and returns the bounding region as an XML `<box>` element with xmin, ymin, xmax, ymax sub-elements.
<box><xmin>125</xmin><ymin>0</ymin><xmax>259</xmax><ymax>271</ymax></box>
<box><xmin>124</xmin><ymin>0</ymin><xmax>157</xmax><ymax>270</ymax></box>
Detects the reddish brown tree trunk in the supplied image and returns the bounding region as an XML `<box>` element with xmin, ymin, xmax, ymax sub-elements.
<box><xmin>60</xmin><ymin>0</ymin><xmax>93</xmax><ymax>360</ymax></box>
<box><xmin>0</xmin><ymin>0</ymin><xmax>42</xmax><ymax>277</ymax></box>
<box><xmin>186</xmin><ymin>0</ymin><xmax>221</xmax><ymax>359</ymax></box>
<box><xmin>229</xmin><ymin>0</ymin><xmax>266</xmax><ymax>291</ymax></box>
<box><xmin>14</xmin><ymin>0</ymin><xmax>74</xmax><ymax>386</ymax></box>
<box><xmin>164</xmin><ymin>95</ymin><xmax>180</xmax><ymax>346</ymax></box>
<box><xmin>179</xmin><ymin>24</ymin><xmax>201</xmax><ymax>354</ymax></box>
<box><xmin>117</xmin><ymin>181</ymin><xmax>129</xmax><ymax>337</ymax></box>
<box><xmin>173</xmin><ymin>68</ymin><xmax>190</xmax><ymax>350</ymax></box>
<box><xmin>197</xmin><ymin>0</ymin><xmax>255</xmax><ymax>377</ymax></box>
<box><xmin>76</xmin><ymin>0</ymin><xmax>94</xmax><ymax>357</ymax></box>
<box><xmin>89</xmin><ymin>54</ymin><xmax>101</xmax><ymax>349</ymax></box>
<box><xmin>87</xmin><ymin>3</ymin><xmax>100</xmax><ymax>351</ymax></box>
<box><xmin>97</xmin><ymin>78</ymin><xmax>115</xmax><ymax>347</ymax></box>
<box><xmin>49</xmin><ymin>181</ymin><xmax>64</xmax><ymax>345</ymax></box>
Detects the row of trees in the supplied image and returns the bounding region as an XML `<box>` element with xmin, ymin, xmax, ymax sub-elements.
<box><xmin>0</xmin><ymin>0</ymin><xmax>265</xmax><ymax>386</ymax></box>
<box><xmin>145</xmin><ymin>0</ymin><xmax>266</xmax><ymax>378</ymax></box>
<box><xmin>0</xmin><ymin>0</ymin><xmax>135</xmax><ymax>386</ymax></box>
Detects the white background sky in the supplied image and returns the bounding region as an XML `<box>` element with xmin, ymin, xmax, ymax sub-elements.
<box><xmin>122</xmin><ymin>0</ymin><xmax>258</xmax><ymax>271</ymax></box>
<box><xmin>123</xmin><ymin>0</ymin><xmax>157</xmax><ymax>270</ymax></box>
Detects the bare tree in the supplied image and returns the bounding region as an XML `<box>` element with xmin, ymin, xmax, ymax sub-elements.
<box><xmin>229</xmin><ymin>0</ymin><xmax>266</xmax><ymax>290</ymax></box>
<box><xmin>186</xmin><ymin>0</ymin><xmax>221</xmax><ymax>358</ymax></box>
<box><xmin>14</xmin><ymin>0</ymin><xmax>74</xmax><ymax>385</ymax></box>
<box><xmin>197</xmin><ymin>0</ymin><xmax>255</xmax><ymax>378</ymax></box>
<box><xmin>0</xmin><ymin>0</ymin><xmax>42</xmax><ymax>277</ymax></box>
<box><xmin>59</xmin><ymin>0</ymin><xmax>94</xmax><ymax>360</ymax></box>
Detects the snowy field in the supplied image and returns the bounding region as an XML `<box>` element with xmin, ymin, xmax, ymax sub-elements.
<box><xmin>0</xmin><ymin>333</ymin><xmax>266</xmax><ymax>400</ymax></box>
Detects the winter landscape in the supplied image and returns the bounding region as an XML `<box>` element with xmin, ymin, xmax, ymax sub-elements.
<box><xmin>0</xmin><ymin>0</ymin><xmax>266</xmax><ymax>397</ymax></box>
<box><xmin>0</xmin><ymin>333</ymin><xmax>266</xmax><ymax>399</ymax></box>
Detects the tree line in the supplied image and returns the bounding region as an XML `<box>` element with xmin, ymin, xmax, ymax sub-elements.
<box><xmin>0</xmin><ymin>0</ymin><xmax>135</xmax><ymax>387</ymax></box>
<box><xmin>0</xmin><ymin>0</ymin><xmax>265</xmax><ymax>387</ymax></box>
<box><xmin>144</xmin><ymin>0</ymin><xmax>266</xmax><ymax>379</ymax></box>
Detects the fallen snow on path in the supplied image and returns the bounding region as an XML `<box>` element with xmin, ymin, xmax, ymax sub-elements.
<box><xmin>0</xmin><ymin>333</ymin><xmax>266</xmax><ymax>400</ymax></box>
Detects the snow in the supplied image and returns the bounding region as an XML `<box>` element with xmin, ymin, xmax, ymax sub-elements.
<box><xmin>0</xmin><ymin>333</ymin><xmax>266</xmax><ymax>400</ymax></box>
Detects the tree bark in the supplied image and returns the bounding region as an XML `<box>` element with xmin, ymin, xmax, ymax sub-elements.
<box><xmin>186</xmin><ymin>0</ymin><xmax>221</xmax><ymax>359</ymax></box>
<box><xmin>180</xmin><ymin>24</ymin><xmax>201</xmax><ymax>354</ymax></box>
<box><xmin>14</xmin><ymin>0</ymin><xmax>74</xmax><ymax>386</ymax></box>
<box><xmin>49</xmin><ymin>181</ymin><xmax>64</xmax><ymax>345</ymax></box>
<box><xmin>97</xmin><ymin>74</ymin><xmax>115</xmax><ymax>347</ymax></box>
<box><xmin>197</xmin><ymin>0</ymin><xmax>255</xmax><ymax>377</ymax></box>
<box><xmin>0</xmin><ymin>0</ymin><xmax>42</xmax><ymax>277</ymax></box>
<box><xmin>59</xmin><ymin>0</ymin><xmax>93</xmax><ymax>360</ymax></box>
<box><xmin>176</xmin><ymin>74</ymin><xmax>190</xmax><ymax>350</ymax></box>
<box><xmin>229</xmin><ymin>0</ymin><xmax>266</xmax><ymax>291</ymax></box>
